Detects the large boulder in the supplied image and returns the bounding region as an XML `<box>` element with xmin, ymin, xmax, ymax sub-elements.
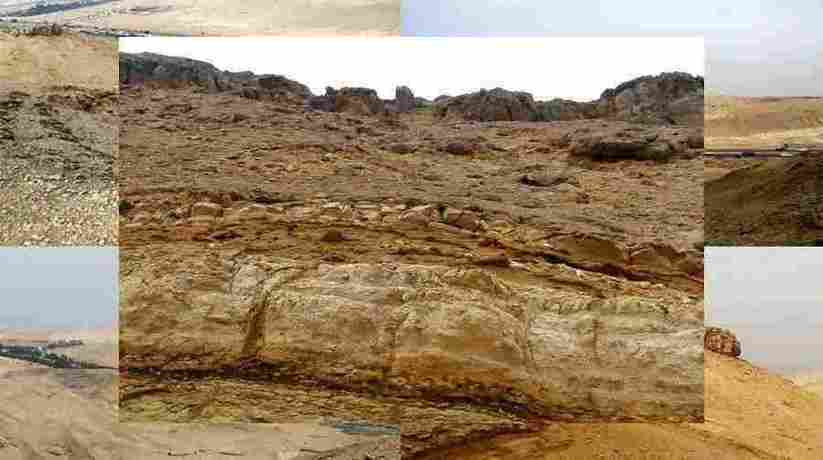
<box><xmin>256</xmin><ymin>75</ymin><xmax>312</xmax><ymax>99</ymax></box>
<box><xmin>433</xmin><ymin>88</ymin><xmax>538</xmax><ymax>121</ymax></box>
<box><xmin>395</xmin><ymin>86</ymin><xmax>415</xmax><ymax>113</ymax></box>
<box><xmin>569</xmin><ymin>126</ymin><xmax>676</xmax><ymax>161</ymax></box>
<box><xmin>320</xmin><ymin>87</ymin><xmax>385</xmax><ymax>116</ymax></box>
<box><xmin>597</xmin><ymin>72</ymin><xmax>704</xmax><ymax>126</ymax></box>
<box><xmin>704</xmin><ymin>327</ymin><xmax>741</xmax><ymax>358</ymax></box>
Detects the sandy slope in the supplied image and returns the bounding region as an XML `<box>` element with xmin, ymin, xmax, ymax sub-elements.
<box><xmin>0</xmin><ymin>31</ymin><xmax>116</xmax><ymax>92</ymax></box>
<box><xmin>418</xmin><ymin>352</ymin><xmax>823</xmax><ymax>459</ymax></box>
<box><xmin>26</xmin><ymin>0</ymin><xmax>401</xmax><ymax>36</ymax></box>
<box><xmin>0</xmin><ymin>360</ymin><xmax>401</xmax><ymax>459</ymax></box>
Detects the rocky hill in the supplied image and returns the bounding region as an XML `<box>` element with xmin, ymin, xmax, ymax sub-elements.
<box><xmin>431</xmin><ymin>72</ymin><xmax>703</xmax><ymax>126</ymax></box>
<box><xmin>118</xmin><ymin>52</ymin><xmax>705</xmax><ymax>457</ymax></box>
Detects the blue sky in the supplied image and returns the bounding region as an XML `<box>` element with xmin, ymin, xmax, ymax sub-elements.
<box><xmin>403</xmin><ymin>0</ymin><xmax>823</xmax><ymax>96</ymax></box>
<box><xmin>0</xmin><ymin>248</ymin><xmax>117</xmax><ymax>330</ymax></box>
<box><xmin>707</xmin><ymin>248</ymin><xmax>823</xmax><ymax>376</ymax></box>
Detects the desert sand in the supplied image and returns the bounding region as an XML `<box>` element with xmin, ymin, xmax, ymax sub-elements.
<box><xmin>6</xmin><ymin>0</ymin><xmax>401</xmax><ymax>36</ymax></box>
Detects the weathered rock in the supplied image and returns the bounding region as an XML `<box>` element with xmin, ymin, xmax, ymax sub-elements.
<box><xmin>334</xmin><ymin>87</ymin><xmax>385</xmax><ymax>116</ymax></box>
<box><xmin>386</xmin><ymin>142</ymin><xmax>416</xmax><ymax>154</ymax></box>
<box><xmin>433</xmin><ymin>88</ymin><xmax>537</xmax><ymax>122</ymax></box>
<box><xmin>704</xmin><ymin>327</ymin><xmax>741</xmax><ymax>358</ymax></box>
<box><xmin>256</xmin><ymin>75</ymin><xmax>312</xmax><ymax>98</ymax></box>
<box><xmin>443</xmin><ymin>141</ymin><xmax>478</xmax><ymax>156</ymax></box>
<box><xmin>534</xmin><ymin>98</ymin><xmax>596</xmax><ymax>121</ymax></box>
<box><xmin>190</xmin><ymin>202</ymin><xmax>223</xmax><ymax>218</ymax></box>
<box><xmin>119</xmin><ymin>52</ymin><xmax>311</xmax><ymax>101</ymax></box>
<box><xmin>120</xmin><ymin>255</ymin><xmax>705</xmax><ymax>423</ymax></box>
<box><xmin>395</xmin><ymin>86</ymin><xmax>415</xmax><ymax>113</ymax></box>
<box><xmin>597</xmin><ymin>72</ymin><xmax>704</xmax><ymax>126</ymax></box>
<box><xmin>569</xmin><ymin>126</ymin><xmax>680</xmax><ymax>161</ymax></box>
<box><xmin>520</xmin><ymin>172</ymin><xmax>578</xmax><ymax>188</ymax></box>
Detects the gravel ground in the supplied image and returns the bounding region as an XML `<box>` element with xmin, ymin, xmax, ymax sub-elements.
<box><xmin>0</xmin><ymin>87</ymin><xmax>117</xmax><ymax>245</ymax></box>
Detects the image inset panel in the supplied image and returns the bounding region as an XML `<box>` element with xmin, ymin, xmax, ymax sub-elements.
<box><xmin>118</xmin><ymin>36</ymin><xmax>705</xmax><ymax>456</ymax></box>
<box><xmin>0</xmin><ymin>30</ymin><xmax>117</xmax><ymax>246</ymax></box>
<box><xmin>704</xmin><ymin>247</ymin><xmax>823</xmax><ymax>456</ymax></box>
<box><xmin>0</xmin><ymin>0</ymin><xmax>401</xmax><ymax>37</ymax></box>
<box><xmin>0</xmin><ymin>248</ymin><xmax>399</xmax><ymax>459</ymax></box>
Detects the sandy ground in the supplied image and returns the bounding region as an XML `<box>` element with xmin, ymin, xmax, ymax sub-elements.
<box><xmin>23</xmin><ymin>0</ymin><xmax>401</xmax><ymax>36</ymax></box>
<box><xmin>0</xmin><ymin>359</ymin><xmax>401</xmax><ymax>459</ymax></box>
<box><xmin>416</xmin><ymin>353</ymin><xmax>823</xmax><ymax>459</ymax></box>
<box><xmin>0</xmin><ymin>31</ymin><xmax>116</xmax><ymax>92</ymax></box>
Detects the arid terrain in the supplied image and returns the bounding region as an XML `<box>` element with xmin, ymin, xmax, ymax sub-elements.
<box><xmin>0</xmin><ymin>358</ymin><xmax>401</xmax><ymax>459</ymax></box>
<box><xmin>705</xmin><ymin>94</ymin><xmax>823</xmax><ymax>148</ymax></box>
<box><xmin>704</xmin><ymin>94</ymin><xmax>823</xmax><ymax>245</ymax></box>
<box><xmin>0</xmin><ymin>31</ymin><xmax>117</xmax><ymax>245</ymax></box>
<box><xmin>0</xmin><ymin>0</ymin><xmax>401</xmax><ymax>36</ymax></box>
<box><xmin>118</xmin><ymin>52</ymin><xmax>706</xmax><ymax>457</ymax></box>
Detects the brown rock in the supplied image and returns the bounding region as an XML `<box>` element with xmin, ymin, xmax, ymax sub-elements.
<box><xmin>190</xmin><ymin>202</ymin><xmax>223</xmax><ymax>218</ymax></box>
<box><xmin>395</xmin><ymin>86</ymin><xmax>415</xmax><ymax>113</ymax></box>
<box><xmin>320</xmin><ymin>229</ymin><xmax>350</xmax><ymax>242</ymax></box>
<box><xmin>705</xmin><ymin>327</ymin><xmax>741</xmax><ymax>358</ymax></box>
<box><xmin>473</xmin><ymin>254</ymin><xmax>511</xmax><ymax>267</ymax></box>
<box><xmin>433</xmin><ymin>88</ymin><xmax>537</xmax><ymax>122</ymax></box>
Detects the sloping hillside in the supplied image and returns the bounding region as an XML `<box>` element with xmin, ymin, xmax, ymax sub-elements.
<box><xmin>0</xmin><ymin>31</ymin><xmax>116</xmax><ymax>92</ymax></box>
<box><xmin>419</xmin><ymin>352</ymin><xmax>823</xmax><ymax>459</ymax></box>
<box><xmin>705</xmin><ymin>95</ymin><xmax>823</xmax><ymax>147</ymax></box>
<box><xmin>705</xmin><ymin>152</ymin><xmax>823</xmax><ymax>245</ymax></box>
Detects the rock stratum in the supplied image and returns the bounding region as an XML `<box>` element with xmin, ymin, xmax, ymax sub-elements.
<box><xmin>119</xmin><ymin>52</ymin><xmax>705</xmax><ymax>457</ymax></box>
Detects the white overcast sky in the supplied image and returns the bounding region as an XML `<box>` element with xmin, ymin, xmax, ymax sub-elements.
<box><xmin>0</xmin><ymin>249</ymin><xmax>117</xmax><ymax>330</ymax></box>
<box><xmin>120</xmin><ymin>37</ymin><xmax>703</xmax><ymax>101</ymax></box>
<box><xmin>706</xmin><ymin>248</ymin><xmax>823</xmax><ymax>376</ymax></box>
<box><xmin>403</xmin><ymin>0</ymin><xmax>822</xmax><ymax>96</ymax></box>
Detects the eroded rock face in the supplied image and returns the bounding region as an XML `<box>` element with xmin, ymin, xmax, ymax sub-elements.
<box><xmin>598</xmin><ymin>72</ymin><xmax>704</xmax><ymax>126</ymax></box>
<box><xmin>334</xmin><ymin>87</ymin><xmax>386</xmax><ymax>116</ymax></box>
<box><xmin>704</xmin><ymin>327</ymin><xmax>741</xmax><ymax>358</ymax></box>
<box><xmin>395</xmin><ymin>86</ymin><xmax>415</xmax><ymax>113</ymax></box>
<box><xmin>568</xmin><ymin>125</ymin><xmax>702</xmax><ymax>161</ymax></box>
<box><xmin>119</xmin><ymin>53</ymin><xmax>311</xmax><ymax>101</ymax></box>
<box><xmin>433</xmin><ymin>88</ymin><xmax>538</xmax><ymax>121</ymax></box>
<box><xmin>121</xmin><ymin>253</ymin><xmax>704</xmax><ymax>423</ymax></box>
